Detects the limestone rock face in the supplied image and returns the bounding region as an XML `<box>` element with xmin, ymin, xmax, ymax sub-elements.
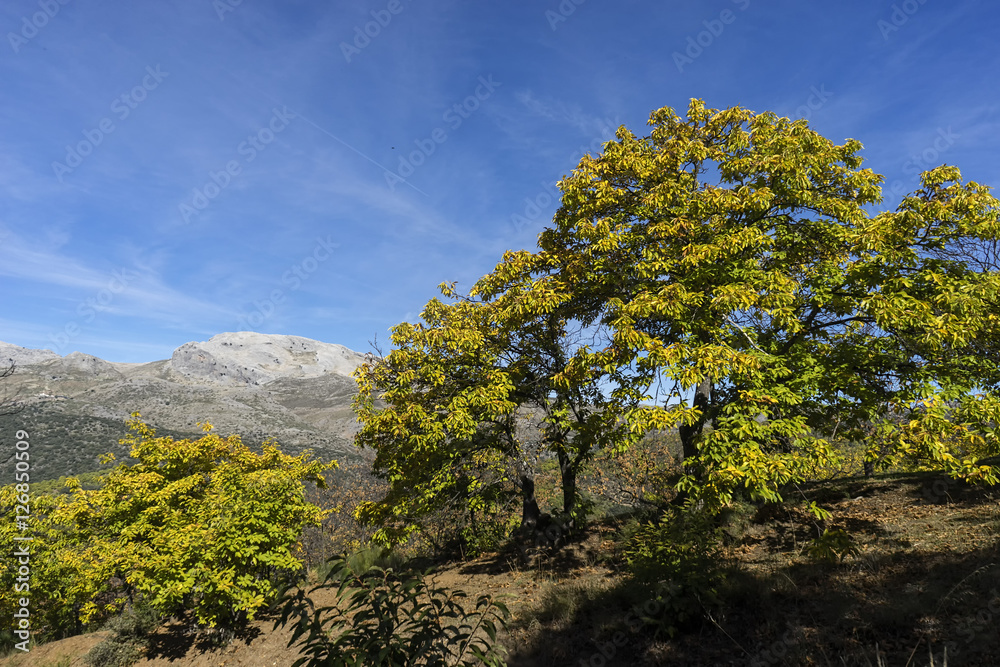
<box><xmin>168</xmin><ymin>332</ymin><xmax>365</xmax><ymax>386</ymax></box>
<box><xmin>61</xmin><ymin>352</ymin><xmax>123</xmax><ymax>379</ymax></box>
<box><xmin>0</xmin><ymin>341</ymin><xmax>60</xmax><ymax>366</ymax></box>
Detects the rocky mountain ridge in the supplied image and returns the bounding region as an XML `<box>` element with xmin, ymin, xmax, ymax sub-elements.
<box><xmin>0</xmin><ymin>333</ymin><xmax>369</xmax><ymax>484</ymax></box>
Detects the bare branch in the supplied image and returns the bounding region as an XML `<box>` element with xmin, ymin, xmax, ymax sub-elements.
<box><xmin>0</xmin><ymin>361</ymin><xmax>24</xmax><ymax>417</ymax></box>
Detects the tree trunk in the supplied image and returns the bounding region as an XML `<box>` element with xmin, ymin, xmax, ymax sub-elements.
<box><xmin>558</xmin><ymin>450</ymin><xmax>576</xmax><ymax>516</ymax></box>
<box><xmin>519</xmin><ymin>474</ymin><xmax>542</xmax><ymax>531</ymax></box>
<box><xmin>679</xmin><ymin>376</ymin><xmax>713</xmax><ymax>463</ymax></box>
<box><xmin>674</xmin><ymin>376</ymin><xmax>713</xmax><ymax>507</ymax></box>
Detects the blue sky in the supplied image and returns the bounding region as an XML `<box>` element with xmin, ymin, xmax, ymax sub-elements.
<box><xmin>1</xmin><ymin>0</ymin><xmax>997</xmax><ymax>362</ymax></box>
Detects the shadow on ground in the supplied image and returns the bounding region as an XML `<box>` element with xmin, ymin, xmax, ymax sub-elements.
<box><xmin>503</xmin><ymin>476</ymin><xmax>1000</xmax><ymax>667</ymax></box>
<box><xmin>144</xmin><ymin>620</ymin><xmax>263</xmax><ymax>661</ymax></box>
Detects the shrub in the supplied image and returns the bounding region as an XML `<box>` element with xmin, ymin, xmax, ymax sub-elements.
<box><xmin>623</xmin><ymin>507</ymin><xmax>727</xmax><ymax>637</ymax></box>
<box><xmin>343</xmin><ymin>545</ymin><xmax>407</xmax><ymax>577</ymax></box>
<box><xmin>85</xmin><ymin>634</ymin><xmax>142</xmax><ymax>667</ymax></box>
<box><xmin>84</xmin><ymin>603</ymin><xmax>160</xmax><ymax>667</ymax></box>
<box><xmin>0</xmin><ymin>484</ymin><xmax>114</xmax><ymax>644</ymax></box>
<box><xmin>459</xmin><ymin>507</ymin><xmax>520</xmax><ymax>558</ymax></box>
<box><xmin>0</xmin><ymin>416</ymin><xmax>336</xmax><ymax>644</ymax></box>
<box><xmin>277</xmin><ymin>554</ymin><xmax>510</xmax><ymax>666</ymax></box>
<box><xmin>90</xmin><ymin>416</ymin><xmax>337</xmax><ymax>629</ymax></box>
<box><xmin>804</xmin><ymin>527</ymin><xmax>860</xmax><ymax>564</ymax></box>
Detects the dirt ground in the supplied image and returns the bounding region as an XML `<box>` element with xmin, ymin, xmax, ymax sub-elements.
<box><xmin>2</xmin><ymin>631</ymin><xmax>109</xmax><ymax>667</ymax></box>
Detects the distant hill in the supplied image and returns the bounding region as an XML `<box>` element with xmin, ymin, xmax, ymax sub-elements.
<box><xmin>0</xmin><ymin>332</ymin><xmax>368</xmax><ymax>484</ymax></box>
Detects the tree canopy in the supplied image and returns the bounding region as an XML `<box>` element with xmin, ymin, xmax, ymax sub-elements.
<box><xmin>353</xmin><ymin>285</ymin><xmax>629</xmax><ymax>547</ymax></box>
<box><xmin>354</xmin><ymin>98</ymin><xmax>1000</xmax><ymax>541</ymax></box>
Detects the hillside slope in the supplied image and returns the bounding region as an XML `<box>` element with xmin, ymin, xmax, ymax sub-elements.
<box><xmin>4</xmin><ymin>473</ymin><xmax>999</xmax><ymax>666</ymax></box>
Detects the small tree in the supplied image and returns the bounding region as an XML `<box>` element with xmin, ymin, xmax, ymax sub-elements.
<box><xmin>0</xmin><ymin>415</ymin><xmax>337</xmax><ymax>640</ymax></box>
<box><xmin>353</xmin><ymin>285</ymin><xmax>632</xmax><ymax>548</ymax></box>
<box><xmin>353</xmin><ymin>296</ymin><xmax>527</xmax><ymax>548</ymax></box>
<box><xmin>92</xmin><ymin>416</ymin><xmax>337</xmax><ymax>628</ymax></box>
<box><xmin>0</xmin><ymin>483</ymin><xmax>111</xmax><ymax>642</ymax></box>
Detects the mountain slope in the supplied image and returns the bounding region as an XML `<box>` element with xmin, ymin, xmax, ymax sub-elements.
<box><xmin>0</xmin><ymin>332</ymin><xmax>368</xmax><ymax>484</ymax></box>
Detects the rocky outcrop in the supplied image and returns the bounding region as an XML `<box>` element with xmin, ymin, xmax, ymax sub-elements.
<box><xmin>61</xmin><ymin>352</ymin><xmax>123</xmax><ymax>380</ymax></box>
<box><xmin>168</xmin><ymin>332</ymin><xmax>365</xmax><ymax>386</ymax></box>
<box><xmin>0</xmin><ymin>341</ymin><xmax>60</xmax><ymax>367</ymax></box>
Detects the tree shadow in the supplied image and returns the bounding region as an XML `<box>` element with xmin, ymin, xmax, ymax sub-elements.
<box><xmin>455</xmin><ymin>517</ymin><xmax>619</xmax><ymax>578</ymax></box>
<box><xmin>144</xmin><ymin>618</ymin><xmax>263</xmax><ymax>661</ymax></box>
<box><xmin>797</xmin><ymin>475</ymin><xmax>914</xmax><ymax>504</ymax></box>
<box><xmin>910</xmin><ymin>475</ymin><xmax>1000</xmax><ymax>506</ymax></box>
<box><xmin>503</xmin><ymin>505</ymin><xmax>1000</xmax><ymax>666</ymax></box>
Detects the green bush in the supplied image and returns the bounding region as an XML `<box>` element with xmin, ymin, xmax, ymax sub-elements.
<box><xmin>459</xmin><ymin>509</ymin><xmax>520</xmax><ymax>558</ymax></box>
<box><xmin>85</xmin><ymin>639</ymin><xmax>142</xmax><ymax>667</ymax></box>
<box><xmin>277</xmin><ymin>554</ymin><xmax>510</xmax><ymax>666</ymax></box>
<box><xmin>343</xmin><ymin>545</ymin><xmax>407</xmax><ymax>577</ymax></box>
<box><xmin>84</xmin><ymin>603</ymin><xmax>160</xmax><ymax>667</ymax></box>
<box><xmin>623</xmin><ymin>507</ymin><xmax>727</xmax><ymax>637</ymax></box>
<box><xmin>0</xmin><ymin>419</ymin><xmax>336</xmax><ymax>640</ymax></box>
<box><xmin>804</xmin><ymin>527</ymin><xmax>860</xmax><ymax>564</ymax></box>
